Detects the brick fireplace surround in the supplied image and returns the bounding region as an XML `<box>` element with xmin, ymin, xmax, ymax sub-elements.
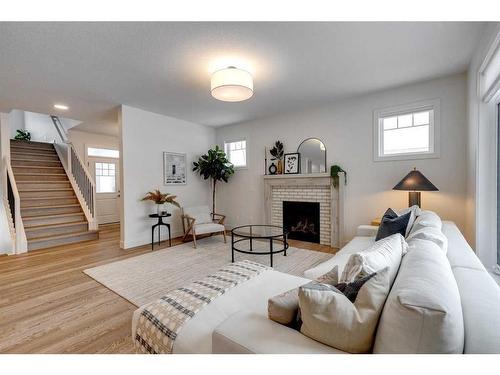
<box><xmin>263</xmin><ymin>173</ymin><xmax>345</xmax><ymax>247</ymax></box>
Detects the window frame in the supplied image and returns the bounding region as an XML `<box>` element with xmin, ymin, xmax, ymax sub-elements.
<box><xmin>224</xmin><ymin>139</ymin><xmax>248</xmax><ymax>169</ymax></box>
<box><xmin>373</xmin><ymin>98</ymin><xmax>441</xmax><ymax>162</ymax></box>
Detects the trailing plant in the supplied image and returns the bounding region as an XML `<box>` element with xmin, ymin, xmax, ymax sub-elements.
<box><xmin>141</xmin><ymin>189</ymin><xmax>180</xmax><ymax>207</ymax></box>
<box><xmin>14</xmin><ymin>129</ymin><xmax>31</xmax><ymax>141</ymax></box>
<box><xmin>330</xmin><ymin>165</ymin><xmax>347</xmax><ymax>188</ymax></box>
<box><xmin>269</xmin><ymin>140</ymin><xmax>284</xmax><ymax>161</ymax></box>
<box><xmin>192</xmin><ymin>145</ymin><xmax>235</xmax><ymax>215</ymax></box>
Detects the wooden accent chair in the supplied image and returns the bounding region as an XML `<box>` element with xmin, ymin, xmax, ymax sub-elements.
<box><xmin>181</xmin><ymin>205</ymin><xmax>226</xmax><ymax>248</ymax></box>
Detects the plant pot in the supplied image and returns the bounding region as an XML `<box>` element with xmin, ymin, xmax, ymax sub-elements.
<box><xmin>156</xmin><ymin>203</ymin><xmax>165</xmax><ymax>215</ymax></box>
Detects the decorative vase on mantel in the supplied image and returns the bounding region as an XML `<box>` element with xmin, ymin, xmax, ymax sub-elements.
<box><xmin>277</xmin><ymin>160</ymin><xmax>283</xmax><ymax>174</ymax></box>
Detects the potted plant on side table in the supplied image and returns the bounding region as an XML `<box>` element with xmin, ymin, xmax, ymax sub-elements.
<box><xmin>141</xmin><ymin>189</ymin><xmax>180</xmax><ymax>215</ymax></box>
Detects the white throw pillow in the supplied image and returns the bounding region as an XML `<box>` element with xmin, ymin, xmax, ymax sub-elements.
<box><xmin>407</xmin><ymin>226</ymin><xmax>448</xmax><ymax>254</ymax></box>
<box><xmin>340</xmin><ymin>233</ymin><xmax>407</xmax><ymax>286</ymax></box>
<box><xmin>410</xmin><ymin>211</ymin><xmax>442</xmax><ymax>234</ymax></box>
<box><xmin>394</xmin><ymin>205</ymin><xmax>421</xmax><ymax>236</ymax></box>
<box><xmin>373</xmin><ymin>239</ymin><xmax>464</xmax><ymax>353</ymax></box>
<box><xmin>299</xmin><ymin>267</ymin><xmax>391</xmax><ymax>353</ymax></box>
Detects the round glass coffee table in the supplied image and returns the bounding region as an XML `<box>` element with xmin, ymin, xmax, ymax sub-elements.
<box><xmin>231</xmin><ymin>225</ymin><xmax>289</xmax><ymax>267</ymax></box>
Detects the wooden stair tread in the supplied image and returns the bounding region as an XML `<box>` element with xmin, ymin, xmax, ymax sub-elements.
<box><xmin>22</xmin><ymin>203</ymin><xmax>81</xmax><ymax>209</ymax></box>
<box><xmin>25</xmin><ymin>221</ymin><xmax>88</xmax><ymax>231</ymax></box>
<box><xmin>21</xmin><ymin>196</ymin><xmax>75</xmax><ymax>200</ymax></box>
<box><xmin>23</xmin><ymin>212</ymin><xmax>85</xmax><ymax>221</ymax></box>
<box><xmin>12</xmin><ymin>165</ymin><xmax>64</xmax><ymax>169</ymax></box>
<box><xmin>14</xmin><ymin>173</ymin><xmax>67</xmax><ymax>176</ymax></box>
<box><xmin>28</xmin><ymin>230</ymin><xmax>98</xmax><ymax>243</ymax></box>
<box><xmin>18</xmin><ymin>188</ymin><xmax>74</xmax><ymax>192</ymax></box>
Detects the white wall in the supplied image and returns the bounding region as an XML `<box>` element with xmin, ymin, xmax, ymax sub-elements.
<box><xmin>215</xmin><ymin>74</ymin><xmax>468</xmax><ymax>242</ymax></box>
<box><xmin>119</xmin><ymin>105</ymin><xmax>216</xmax><ymax>249</ymax></box>
<box><xmin>68</xmin><ymin>128</ymin><xmax>120</xmax><ymax>162</ymax></box>
<box><xmin>22</xmin><ymin>111</ymin><xmax>60</xmax><ymax>143</ymax></box>
<box><xmin>8</xmin><ymin>109</ymin><xmax>25</xmax><ymax>139</ymax></box>
<box><xmin>466</xmin><ymin>23</ymin><xmax>500</xmax><ymax>268</ymax></box>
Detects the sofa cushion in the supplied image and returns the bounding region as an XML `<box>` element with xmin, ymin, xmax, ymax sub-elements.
<box><xmin>303</xmin><ymin>236</ymin><xmax>375</xmax><ymax>279</ymax></box>
<box><xmin>341</xmin><ymin>233</ymin><xmax>407</xmax><ymax>285</ymax></box>
<box><xmin>407</xmin><ymin>226</ymin><xmax>448</xmax><ymax>254</ymax></box>
<box><xmin>373</xmin><ymin>239</ymin><xmax>464</xmax><ymax>353</ymax></box>
<box><xmin>442</xmin><ymin>221</ymin><xmax>485</xmax><ymax>271</ymax></box>
<box><xmin>451</xmin><ymin>267</ymin><xmax>500</xmax><ymax>353</ymax></box>
<box><xmin>375</xmin><ymin>208</ymin><xmax>411</xmax><ymax>241</ymax></box>
<box><xmin>299</xmin><ymin>267</ymin><xmax>390</xmax><ymax>353</ymax></box>
<box><xmin>194</xmin><ymin>223</ymin><xmax>225</xmax><ymax>235</ymax></box>
<box><xmin>213</xmin><ymin>310</ymin><xmax>343</xmax><ymax>354</ymax></box>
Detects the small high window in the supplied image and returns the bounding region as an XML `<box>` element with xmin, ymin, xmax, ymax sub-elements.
<box><xmin>224</xmin><ymin>140</ymin><xmax>247</xmax><ymax>168</ymax></box>
<box><xmin>87</xmin><ymin>147</ymin><xmax>119</xmax><ymax>158</ymax></box>
<box><xmin>374</xmin><ymin>99</ymin><xmax>440</xmax><ymax>161</ymax></box>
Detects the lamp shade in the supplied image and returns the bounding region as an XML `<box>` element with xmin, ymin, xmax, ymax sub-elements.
<box><xmin>211</xmin><ymin>67</ymin><xmax>253</xmax><ymax>102</ymax></box>
<box><xmin>393</xmin><ymin>168</ymin><xmax>438</xmax><ymax>191</ymax></box>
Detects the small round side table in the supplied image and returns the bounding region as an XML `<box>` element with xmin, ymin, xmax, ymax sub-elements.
<box><xmin>149</xmin><ymin>213</ymin><xmax>172</xmax><ymax>250</ymax></box>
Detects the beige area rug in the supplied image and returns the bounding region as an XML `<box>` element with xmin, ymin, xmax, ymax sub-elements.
<box><xmin>84</xmin><ymin>236</ymin><xmax>332</xmax><ymax>307</ymax></box>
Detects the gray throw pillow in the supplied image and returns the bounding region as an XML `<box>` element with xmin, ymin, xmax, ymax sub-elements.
<box><xmin>375</xmin><ymin>208</ymin><xmax>411</xmax><ymax>241</ymax></box>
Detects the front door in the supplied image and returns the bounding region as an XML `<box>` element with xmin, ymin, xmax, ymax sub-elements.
<box><xmin>89</xmin><ymin>158</ymin><xmax>120</xmax><ymax>224</ymax></box>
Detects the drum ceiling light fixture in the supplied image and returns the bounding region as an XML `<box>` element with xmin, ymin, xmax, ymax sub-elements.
<box><xmin>211</xmin><ymin>66</ymin><xmax>253</xmax><ymax>102</ymax></box>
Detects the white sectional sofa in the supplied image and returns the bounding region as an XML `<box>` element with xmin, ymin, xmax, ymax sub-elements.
<box><xmin>132</xmin><ymin>218</ymin><xmax>500</xmax><ymax>354</ymax></box>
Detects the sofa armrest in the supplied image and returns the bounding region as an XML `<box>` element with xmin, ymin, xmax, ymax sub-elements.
<box><xmin>356</xmin><ymin>225</ymin><xmax>378</xmax><ymax>237</ymax></box>
<box><xmin>212</xmin><ymin>310</ymin><xmax>344</xmax><ymax>354</ymax></box>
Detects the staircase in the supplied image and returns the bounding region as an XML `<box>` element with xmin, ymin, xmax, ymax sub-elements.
<box><xmin>10</xmin><ymin>140</ymin><xmax>99</xmax><ymax>251</ymax></box>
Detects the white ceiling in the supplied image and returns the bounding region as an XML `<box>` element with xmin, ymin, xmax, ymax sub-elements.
<box><xmin>0</xmin><ymin>22</ymin><xmax>485</xmax><ymax>135</ymax></box>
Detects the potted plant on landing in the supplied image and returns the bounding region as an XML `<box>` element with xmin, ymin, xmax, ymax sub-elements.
<box><xmin>192</xmin><ymin>145</ymin><xmax>235</xmax><ymax>217</ymax></box>
<box><xmin>141</xmin><ymin>189</ymin><xmax>180</xmax><ymax>215</ymax></box>
<box><xmin>269</xmin><ymin>140</ymin><xmax>284</xmax><ymax>174</ymax></box>
<box><xmin>14</xmin><ymin>129</ymin><xmax>31</xmax><ymax>141</ymax></box>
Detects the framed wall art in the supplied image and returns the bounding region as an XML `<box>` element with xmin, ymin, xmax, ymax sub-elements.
<box><xmin>163</xmin><ymin>152</ymin><xmax>187</xmax><ymax>185</ymax></box>
<box><xmin>284</xmin><ymin>153</ymin><xmax>300</xmax><ymax>174</ymax></box>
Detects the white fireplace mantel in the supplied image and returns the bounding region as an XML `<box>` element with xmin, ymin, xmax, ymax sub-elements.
<box><xmin>263</xmin><ymin>172</ymin><xmax>345</xmax><ymax>248</ymax></box>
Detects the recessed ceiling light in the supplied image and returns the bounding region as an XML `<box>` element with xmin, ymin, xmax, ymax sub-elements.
<box><xmin>54</xmin><ymin>104</ymin><xmax>69</xmax><ymax>110</ymax></box>
<box><xmin>211</xmin><ymin>67</ymin><xmax>253</xmax><ymax>102</ymax></box>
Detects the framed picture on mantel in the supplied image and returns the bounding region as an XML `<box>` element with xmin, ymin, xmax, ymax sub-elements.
<box><xmin>284</xmin><ymin>153</ymin><xmax>300</xmax><ymax>174</ymax></box>
<box><xmin>164</xmin><ymin>152</ymin><xmax>187</xmax><ymax>185</ymax></box>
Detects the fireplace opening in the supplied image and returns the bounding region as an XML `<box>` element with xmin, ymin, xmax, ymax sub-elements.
<box><xmin>283</xmin><ymin>201</ymin><xmax>320</xmax><ymax>243</ymax></box>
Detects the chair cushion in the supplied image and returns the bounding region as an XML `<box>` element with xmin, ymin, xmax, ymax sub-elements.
<box><xmin>373</xmin><ymin>238</ymin><xmax>464</xmax><ymax>353</ymax></box>
<box><xmin>194</xmin><ymin>223</ymin><xmax>225</xmax><ymax>235</ymax></box>
<box><xmin>184</xmin><ymin>205</ymin><xmax>213</xmax><ymax>224</ymax></box>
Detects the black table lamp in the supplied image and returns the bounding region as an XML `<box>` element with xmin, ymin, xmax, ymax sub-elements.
<box><xmin>393</xmin><ymin>168</ymin><xmax>438</xmax><ymax>207</ymax></box>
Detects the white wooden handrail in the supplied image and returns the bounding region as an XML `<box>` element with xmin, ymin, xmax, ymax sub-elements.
<box><xmin>4</xmin><ymin>156</ymin><xmax>27</xmax><ymax>254</ymax></box>
<box><xmin>51</xmin><ymin>116</ymin><xmax>98</xmax><ymax>230</ymax></box>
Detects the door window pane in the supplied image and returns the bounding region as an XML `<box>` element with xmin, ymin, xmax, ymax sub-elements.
<box><xmin>95</xmin><ymin>162</ymin><xmax>116</xmax><ymax>193</ymax></box>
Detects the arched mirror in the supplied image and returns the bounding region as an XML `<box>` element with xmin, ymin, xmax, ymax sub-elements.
<box><xmin>297</xmin><ymin>138</ymin><xmax>327</xmax><ymax>174</ymax></box>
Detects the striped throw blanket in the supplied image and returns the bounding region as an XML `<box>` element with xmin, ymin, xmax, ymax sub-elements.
<box><xmin>134</xmin><ymin>260</ymin><xmax>269</xmax><ymax>354</ymax></box>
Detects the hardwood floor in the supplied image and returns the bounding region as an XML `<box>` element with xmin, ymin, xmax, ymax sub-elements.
<box><xmin>0</xmin><ymin>224</ymin><xmax>337</xmax><ymax>353</ymax></box>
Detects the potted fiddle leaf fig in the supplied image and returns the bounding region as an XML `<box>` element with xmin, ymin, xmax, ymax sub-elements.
<box><xmin>141</xmin><ymin>189</ymin><xmax>180</xmax><ymax>215</ymax></box>
<box><xmin>193</xmin><ymin>145</ymin><xmax>235</xmax><ymax>216</ymax></box>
